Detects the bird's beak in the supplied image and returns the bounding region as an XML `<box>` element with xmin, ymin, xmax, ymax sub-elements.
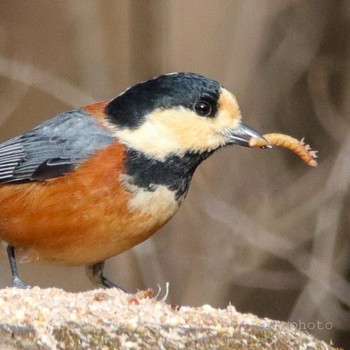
<box><xmin>222</xmin><ymin>123</ymin><xmax>267</xmax><ymax>147</ymax></box>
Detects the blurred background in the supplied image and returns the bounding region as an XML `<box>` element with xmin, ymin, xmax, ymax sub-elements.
<box><xmin>0</xmin><ymin>0</ymin><xmax>349</xmax><ymax>347</ymax></box>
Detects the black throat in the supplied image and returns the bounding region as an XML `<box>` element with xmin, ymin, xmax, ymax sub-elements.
<box><xmin>124</xmin><ymin>148</ymin><xmax>213</xmax><ymax>199</ymax></box>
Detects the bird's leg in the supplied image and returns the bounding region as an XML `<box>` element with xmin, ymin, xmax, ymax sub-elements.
<box><xmin>6</xmin><ymin>245</ymin><xmax>29</xmax><ymax>289</ymax></box>
<box><xmin>85</xmin><ymin>261</ymin><xmax>128</xmax><ymax>292</ymax></box>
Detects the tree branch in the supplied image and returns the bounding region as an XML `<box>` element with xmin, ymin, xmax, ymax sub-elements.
<box><xmin>0</xmin><ymin>287</ymin><xmax>341</xmax><ymax>350</ymax></box>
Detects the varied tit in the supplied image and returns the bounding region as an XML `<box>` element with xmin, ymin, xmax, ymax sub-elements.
<box><xmin>0</xmin><ymin>72</ymin><xmax>265</xmax><ymax>288</ymax></box>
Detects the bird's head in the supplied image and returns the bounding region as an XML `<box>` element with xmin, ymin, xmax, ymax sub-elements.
<box><xmin>105</xmin><ymin>72</ymin><xmax>265</xmax><ymax>160</ymax></box>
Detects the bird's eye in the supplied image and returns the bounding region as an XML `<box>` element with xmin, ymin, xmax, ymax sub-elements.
<box><xmin>193</xmin><ymin>101</ymin><xmax>212</xmax><ymax>117</ymax></box>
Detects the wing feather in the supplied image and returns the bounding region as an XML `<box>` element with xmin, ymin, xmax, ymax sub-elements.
<box><xmin>0</xmin><ymin>109</ymin><xmax>115</xmax><ymax>184</ymax></box>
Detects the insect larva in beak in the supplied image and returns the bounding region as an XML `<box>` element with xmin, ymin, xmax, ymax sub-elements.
<box><xmin>249</xmin><ymin>133</ymin><xmax>318</xmax><ymax>167</ymax></box>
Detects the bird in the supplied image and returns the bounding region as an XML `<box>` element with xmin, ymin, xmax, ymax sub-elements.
<box><xmin>0</xmin><ymin>72</ymin><xmax>265</xmax><ymax>289</ymax></box>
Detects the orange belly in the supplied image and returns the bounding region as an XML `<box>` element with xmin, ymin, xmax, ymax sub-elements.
<box><xmin>0</xmin><ymin>142</ymin><xmax>179</xmax><ymax>265</ymax></box>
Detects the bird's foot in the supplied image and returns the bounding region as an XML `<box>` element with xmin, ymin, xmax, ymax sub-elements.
<box><xmin>86</xmin><ymin>261</ymin><xmax>129</xmax><ymax>293</ymax></box>
<box><xmin>12</xmin><ymin>277</ymin><xmax>31</xmax><ymax>289</ymax></box>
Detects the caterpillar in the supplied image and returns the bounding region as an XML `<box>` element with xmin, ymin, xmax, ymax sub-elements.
<box><xmin>249</xmin><ymin>133</ymin><xmax>318</xmax><ymax>167</ymax></box>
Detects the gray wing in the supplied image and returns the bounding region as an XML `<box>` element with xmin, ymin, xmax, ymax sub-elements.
<box><xmin>0</xmin><ymin>109</ymin><xmax>115</xmax><ymax>184</ymax></box>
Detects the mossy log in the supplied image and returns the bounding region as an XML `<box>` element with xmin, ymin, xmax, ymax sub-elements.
<box><xmin>0</xmin><ymin>287</ymin><xmax>341</xmax><ymax>350</ymax></box>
